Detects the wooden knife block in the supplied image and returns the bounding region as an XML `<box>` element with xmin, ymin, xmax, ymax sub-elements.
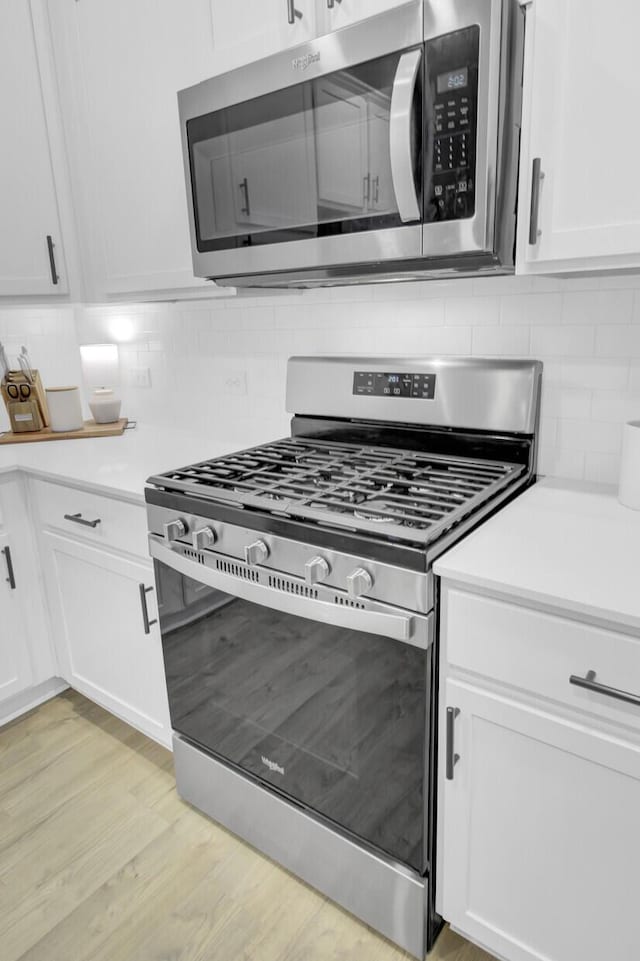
<box><xmin>1</xmin><ymin>369</ymin><xmax>50</xmax><ymax>433</ymax></box>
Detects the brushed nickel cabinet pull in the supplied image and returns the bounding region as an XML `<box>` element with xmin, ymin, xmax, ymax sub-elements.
<box><xmin>569</xmin><ymin>670</ymin><xmax>640</xmax><ymax>709</ymax></box>
<box><xmin>139</xmin><ymin>583</ymin><xmax>157</xmax><ymax>635</ymax></box>
<box><xmin>239</xmin><ymin>177</ymin><xmax>251</xmax><ymax>216</ymax></box>
<box><xmin>287</xmin><ymin>0</ymin><xmax>303</xmax><ymax>24</ymax></box>
<box><xmin>64</xmin><ymin>513</ymin><xmax>101</xmax><ymax>529</ymax></box>
<box><xmin>528</xmin><ymin>157</ymin><xmax>545</xmax><ymax>245</ymax></box>
<box><xmin>46</xmin><ymin>235</ymin><xmax>59</xmax><ymax>285</ymax></box>
<box><xmin>327</xmin><ymin>0</ymin><xmax>342</xmax><ymax>7</ymax></box>
<box><xmin>363</xmin><ymin>173</ymin><xmax>371</xmax><ymax>206</ymax></box>
<box><xmin>446</xmin><ymin>706</ymin><xmax>460</xmax><ymax>780</ymax></box>
<box><xmin>2</xmin><ymin>546</ymin><xmax>16</xmax><ymax>590</ymax></box>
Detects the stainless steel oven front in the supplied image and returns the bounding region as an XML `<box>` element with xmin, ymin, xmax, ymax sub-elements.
<box><xmin>178</xmin><ymin>0</ymin><xmax>524</xmax><ymax>287</ymax></box>
<box><xmin>149</xmin><ymin>523</ymin><xmax>435</xmax><ymax>877</ymax></box>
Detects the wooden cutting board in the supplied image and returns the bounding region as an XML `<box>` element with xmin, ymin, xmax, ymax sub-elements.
<box><xmin>0</xmin><ymin>418</ymin><xmax>128</xmax><ymax>445</ymax></box>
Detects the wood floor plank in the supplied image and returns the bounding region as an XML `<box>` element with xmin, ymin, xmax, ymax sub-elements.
<box><xmin>0</xmin><ymin>692</ymin><xmax>497</xmax><ymax>961</ymax></box>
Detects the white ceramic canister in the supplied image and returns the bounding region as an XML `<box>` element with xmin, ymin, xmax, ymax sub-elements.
<box><xmin>45</xmin><ymin>386</ymin><xmax>84</xmax><ymax>432</ymax></box>
<box><xmin>88</xmin><ymin>388</ymin><xmax>121</xmax><ymax>424</ymax></box>
<box><xmin>618</xmin><ymin>420</ymin><xmax>640</xmax><ymax>510</ymax></box>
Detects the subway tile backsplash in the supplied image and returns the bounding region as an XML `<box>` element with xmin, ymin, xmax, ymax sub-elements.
<box><xmin>2</xmin><ymin>273</ymin><xmax>640</xmax><ymax>485</ymax></box>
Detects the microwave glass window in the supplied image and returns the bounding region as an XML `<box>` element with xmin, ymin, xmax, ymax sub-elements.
<box><xmin>425</xmin><ymin>26</ymin><xmax>480</xmax><ymax>224</ymax></box>
<box><xmin>187</xmin><ymin>50</ymin><xmax>422</xmax><ymax>253</ymax></box>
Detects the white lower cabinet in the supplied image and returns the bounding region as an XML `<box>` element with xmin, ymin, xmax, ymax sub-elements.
<box><xmin>0</xmin><ymin>475</ymin><xmax>56</xmax><ymax>718</ymax></box>
<box><xmin>40</xmin><ymin>531</ymin><xmax>171</xmax><ymax>748</ymax></box>
<box><xmin>441</xmin><ymin>680</ymin><xmax>640</xmax><ymax>961</ymax></box>
<box><xmin>0</xmin><ymin>531</ymin><xmax>34</xmax><ymax>704</ymax></box>
<box><xmin>438</xmin><ymin>585</ymin><xmax>640</xmax><ymax>961</ymax></box>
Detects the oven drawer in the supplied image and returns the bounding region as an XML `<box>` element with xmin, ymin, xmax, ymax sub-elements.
<box><xmin>443</xmin><ymin>586</ymin><xmax>640</xmax><ymax>733</ymax></box>
<box><xmin>29</xmin><ymin>478</ymin><xmax>148</xmax><ymax>559</ymax></box>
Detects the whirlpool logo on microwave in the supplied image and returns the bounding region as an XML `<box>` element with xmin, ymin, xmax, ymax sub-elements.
<box><xmin>261</xmin><ymin>755</ymin><xmax>285</xmax><ymax>776</ymax></box>
<box><xmin>292</xmin><ymin>51</ymin><xmax>320</xmax><ymax>71</ymax></box>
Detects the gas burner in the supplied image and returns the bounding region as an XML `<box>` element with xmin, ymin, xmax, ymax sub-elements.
<box><xmin>150</xmin><ymin>437</ymin><xmax>526</xmax><ymax>546</ymax></box>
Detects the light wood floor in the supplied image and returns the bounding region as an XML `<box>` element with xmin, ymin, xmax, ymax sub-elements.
<box><xmin>0</xmin><ymin>691</ymin><xmax>496</xmax><ymax>961</ymax></box>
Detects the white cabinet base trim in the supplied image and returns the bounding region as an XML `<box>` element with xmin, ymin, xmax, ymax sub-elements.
<box><xmin>0</xmin><ymin>677</ymin><xmax>68</xmax><ymax>727</ymax></box>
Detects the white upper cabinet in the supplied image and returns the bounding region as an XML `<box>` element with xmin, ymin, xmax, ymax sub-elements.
<box><xmin>210</xmin><ymin>0</ymin><xmax>317</xmax><ymax>74</ymax></box>
<box><xmin>517</xmin><ymin>0</ymin><xmax>640</xmax><ymax>273</ymax></box>
<box><xmin>0</xmin><ymin>2</ymin><xmax>68</xmax><ymax>296</ymax></box>
<box><xmin>46</xmin><ymin>0</ymin><xmax>218</xmax><ymax>300</ymax></box>
<box><xmin>318</xmin><ymin>0</ymin><xmax>409</xmax><ymax>35</ymax></box>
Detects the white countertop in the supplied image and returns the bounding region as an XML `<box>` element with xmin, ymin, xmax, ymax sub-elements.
<box><xmin>3</xmin><ymin>431</ymin><xmax>638</xmax><ymax>633</ymax></box>
<box><xmin>0</xmin><ymin>424</ymin><xmax>270</xmax><ymax>504</ymax></box>
<box><xmin>434</xmin><ymin>477</ymin><xmax>640</xmax><ymax>634</ymax></box>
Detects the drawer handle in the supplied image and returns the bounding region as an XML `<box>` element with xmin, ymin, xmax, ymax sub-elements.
<box><xmin>446</xmin><ymin>706</ymin><xmax>460</xmax><ymax>780</ymax></box>
<box><xmin>2</xmin><ymin>545</ymin><xmax>16</xmax><ymax>590</ymax></box>
<box><xmin>64</xmin><ymin>512</ymin><xmax>101</xmax><ymax>529</ymax></box>
<box><xmin>139</xmin><ymin>583</ymin><xmax>157</xmax><ymax>635</ymax></box>
<box><xmin>569</xmin><ymin>670</ymin><xmax>640</xmax><ymax>709</ymax></box>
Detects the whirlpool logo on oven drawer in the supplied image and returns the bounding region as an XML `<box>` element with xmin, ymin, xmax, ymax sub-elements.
<box><xmin>292</xmin><ymin>51</ymin><xmax>320</xmax><ymax>71</ymax></box>
<box><xmin>261</xmin><ymin>755</ymin><xmax>285</xmax><ymax>776</ymax></box>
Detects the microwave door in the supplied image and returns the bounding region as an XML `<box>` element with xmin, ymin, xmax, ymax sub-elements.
<box><xmin>180</xmin><ymin>19</ymin><xmax>425</xmax><ymax>282</ymax></box>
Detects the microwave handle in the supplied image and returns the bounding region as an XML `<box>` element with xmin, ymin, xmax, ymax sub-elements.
<box><xmin>389</xmin><ymin>48</ymin><xmax>422</xmax><ymax>223</ymax></box>
<box><xmin>148</xmin><ymin>533</ymin><xmax>425</xmax><ymax>649</ymax></box>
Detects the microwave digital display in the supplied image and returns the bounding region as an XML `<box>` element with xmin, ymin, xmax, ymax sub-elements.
<box><xmin>436</xmin><ymin>66</ymin><xmax>468</xmax><ymax>94</ymax></box>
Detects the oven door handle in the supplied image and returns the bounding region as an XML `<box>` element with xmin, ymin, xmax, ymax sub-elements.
<box><xmin>389</xmin><ymin>48</ymin><xmax>422</xmax><ymax>223</ymax></box>
<box><xmin>148</xmin><ymin>535</ymin><xmax>425</xmax><ymax>648</ymax></box>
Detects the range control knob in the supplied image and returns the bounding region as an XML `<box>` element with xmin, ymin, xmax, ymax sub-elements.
<box><xmin>163</xmin><ymin>518</ymin><xmax>187</xmax><ymax>542</ymax></box>
<box><xmin>192</xmin><ymin>527</ymin><xmax>216</xmax><ymax>551</ymax></box>
<box><xmin>346</xmin><ymin>567</ymin><xmax>373</xmax><ymax>599</ymax></box>
<box><xmin>304</xmin><ymin>556</ymin><xmax>330</xmax><ymax>586</ymax></box>
<box><xmin>244</xmin><ymin>539</ymin><xmax>269</xmax><ymax>567</ymax></box>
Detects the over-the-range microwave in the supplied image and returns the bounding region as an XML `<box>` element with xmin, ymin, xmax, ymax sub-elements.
<box><xmin>178</xmin><ymin>0</ymin><xmax>525</xmax><ymax>289</ymax></box>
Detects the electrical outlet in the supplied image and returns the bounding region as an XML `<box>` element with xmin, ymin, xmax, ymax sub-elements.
<box><xmin>223</xmin><ymin>370</ymin><xmax>247</xmax><ymax>396</ymax></box>
<box><xmin>128</xmin><ymin>367</ymin><xmax>151</xmax><ymax>388</ymax></box>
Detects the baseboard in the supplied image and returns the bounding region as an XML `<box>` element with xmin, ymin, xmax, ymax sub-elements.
<box><xmin>0</xmin><ymin>677</ymin><xmax>68</xmax><ymax>726</ymax></box>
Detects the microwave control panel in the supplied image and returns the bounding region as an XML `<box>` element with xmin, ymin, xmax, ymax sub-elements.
<box><xmin>426</xmin><ymin>25</ymin><xmax>480</xmax><ymax>223</ymax></box>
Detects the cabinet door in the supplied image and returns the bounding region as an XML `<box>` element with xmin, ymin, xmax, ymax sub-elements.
<box><xmin>210</xmin><ymin>0</ymin><xmax>316</xmax><ymax>74</ymax></box>
<box><xmin>231</xmin><ymin>107</ymin><xmax>318</xmax><ymax>229</ymax></box>
<box><xmin>440</xmin><ymin>680</ymin><xmax>640</xmax><ymax>961</ymax></box>
<box><xmin>315</xmin><ymin>80</ymin><xmax>369</xmax><ymax>212</ymax></box>
<box><xmin>0</xmin><ymin>534</ymin><xmax>34</xmax><ymax>705</ymax></box>
<box><xmin>319</xmin><ymin>0</ymin><xmax>408</xmax><ymax>35</ymax></box>
<box><xmin>41</xmin><ymin>532</ymin><xmax>170</xmax><ymax>747</ymax></box>
<box><xmin>367</xmin><ymin>96</ymin><xmax>394</xmax><ymax>214</ymax></box>
<box><xmin>0</xmin><ymin>2</ymin><xmax>68</xmax><ymax>296</ymax></box>
<box><xmin>517</xmin><ymin>0</ymin><xmax>640</xmax><ymax>273</ymax></box>
<box><xmin>47</xmin><ymin>0</ymin><xmax>216</xmax><ymax>299</ymax></box>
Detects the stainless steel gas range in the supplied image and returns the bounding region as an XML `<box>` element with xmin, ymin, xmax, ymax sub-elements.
<box><xmin>145</xmin><ymin>356</ymin><xmax>542</xmax><ymax>958</ymax></box>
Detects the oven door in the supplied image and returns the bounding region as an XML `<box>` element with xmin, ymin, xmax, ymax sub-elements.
<box><xmin>178</xmin><ymin>3</ymin><xmax>424</xmax><ymax>282</ymax></box>
<box><xmin>152</xmin><ymin>540</ymin><xmax>433</xmax><ymax>873</ymax></box>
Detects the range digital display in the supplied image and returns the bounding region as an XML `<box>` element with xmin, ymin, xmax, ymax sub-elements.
<box><xmin>353</xmin><ymin>371</ymin><xmax>436</xmax><ymax>400</ymax></box>
<box><xmin>436</xmin><ymin>66</ymin><xmax>468</xmax><ymax>94</ymax></box>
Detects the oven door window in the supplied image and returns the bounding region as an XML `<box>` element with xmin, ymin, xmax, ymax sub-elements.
<box><xmin>186</xmin><ymin>48</ymin><xmax>422</xmax><ymax>253</ymax></box>
<box><xmin>156</xmin><ymin>560</ymin><xmax>428</xmax><ymax>873</ymax></box>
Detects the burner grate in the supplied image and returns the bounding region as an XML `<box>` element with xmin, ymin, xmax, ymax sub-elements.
<box><xmin>149</xmin><ymin>437</ymin><xmax>525</xmax><ymax>545</ymax></box>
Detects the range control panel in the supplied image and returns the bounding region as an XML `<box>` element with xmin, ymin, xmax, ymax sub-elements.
<box><xmin>353</xmin><ymin>371</ymin><xmax>437</xmax><ymax>399</ymax></box>
<box><xmin>426</xmin><ymin>25</ymin><xmax>480</xmax><ymax>223</ymax></box>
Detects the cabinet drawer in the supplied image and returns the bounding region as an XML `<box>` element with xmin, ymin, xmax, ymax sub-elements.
<box><xmin>443</xmin><ymin>586</ymin><xmax>640</xmax><ymax>733</ymax></box>
<box><xmin>30</xmin><ymin>479</ymin><xmax>148</xmax><ymax>560</ymax></box>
